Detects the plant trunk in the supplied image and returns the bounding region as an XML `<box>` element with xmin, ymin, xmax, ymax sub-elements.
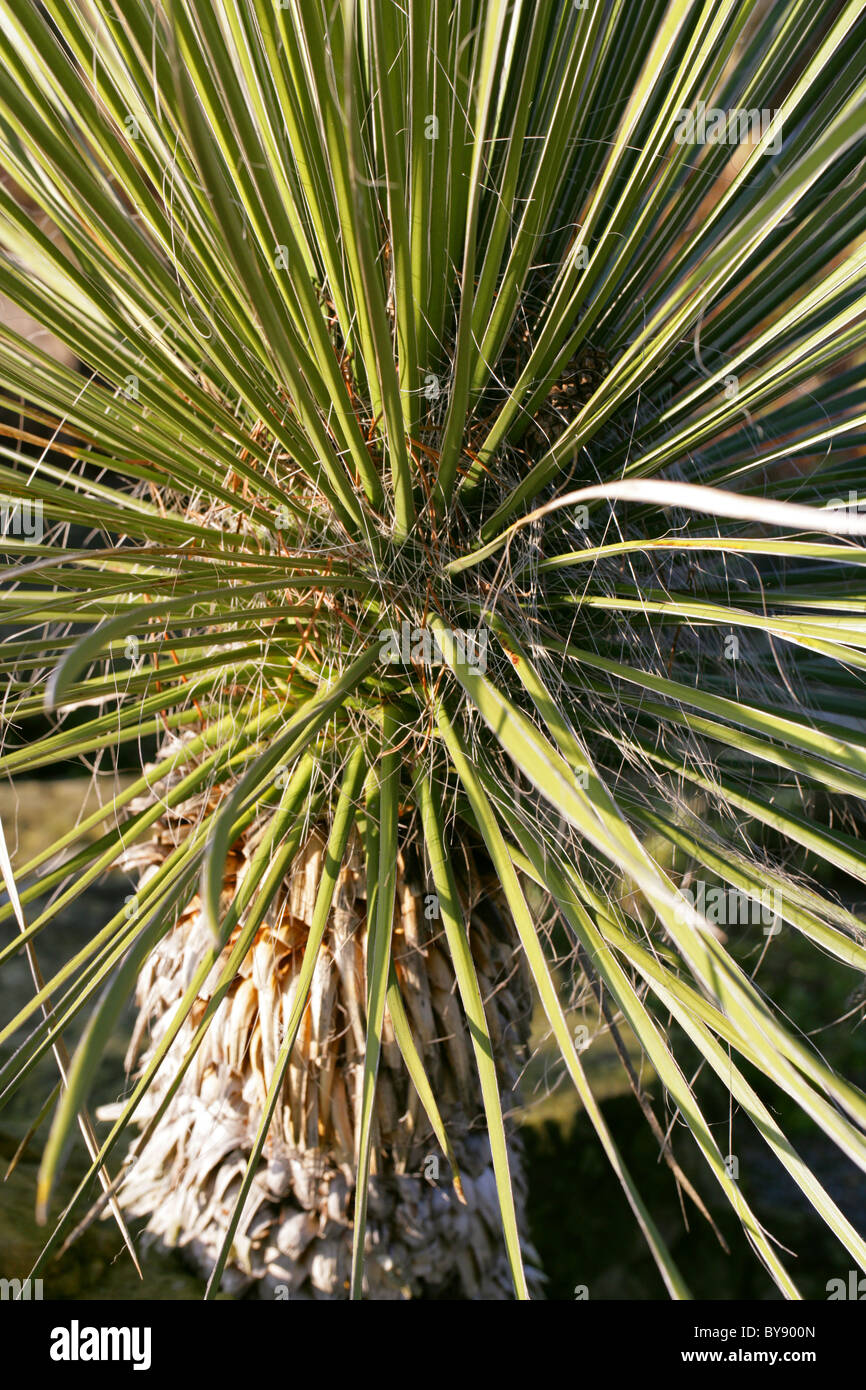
<box><xmin>115</xmin><ymin>767</ymin><xmax>541</xmax><ymax>1299</ymax></box>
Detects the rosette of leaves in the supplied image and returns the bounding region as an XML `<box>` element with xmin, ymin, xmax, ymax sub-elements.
<box><xmin>1</xmin><ymin>0</ymin><xmax>866</xmax><ymax>1300</ymax></box>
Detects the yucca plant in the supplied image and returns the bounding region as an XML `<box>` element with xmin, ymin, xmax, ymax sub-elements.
<box><xmin>2</xmin><ymin>0</ymin><xmax>866</xmax><ymax>1301</ymax></box>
